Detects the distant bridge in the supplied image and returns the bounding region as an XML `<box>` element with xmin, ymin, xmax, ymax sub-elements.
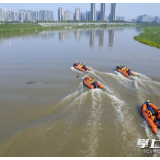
<box><xmin>38</xmin><ymin>22</ymin><xmax>136</xmax><ymax>27</ymax></box>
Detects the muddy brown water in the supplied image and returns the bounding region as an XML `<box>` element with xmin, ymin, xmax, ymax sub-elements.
<box><xmin>0</xmin><ymin>27</ymin><xmax>160</xmax><ymax>157</ymax></box>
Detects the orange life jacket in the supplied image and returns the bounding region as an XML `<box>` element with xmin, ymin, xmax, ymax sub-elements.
<box><xmin>151</xmin><ymin>115</ymin><xmax>156</xmax><ymax>121</ymax></box>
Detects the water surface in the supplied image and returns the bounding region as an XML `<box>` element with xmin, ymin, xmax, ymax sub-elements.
<box><xmin>0</xmin><ymin>27</ymin><xmax>160</xmax><ymax>156</ymax></box>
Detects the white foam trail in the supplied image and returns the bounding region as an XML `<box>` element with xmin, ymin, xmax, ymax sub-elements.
<box><xmin>82</xmin><ymin>89</ymin><xmax>103</xmax><ymax>156</ymax></box>
<box><xmin>55</xmin><ymin>89</ymin><xmax>83</xmax><ymax>109</ymax></box>
<box><xmin>113</xmin><ymin>71</ymin><xmax>135</xmax><ymax>90</ymax></box>
<box><xmin>134</xmin><ymin>72</ymin><xmax>151</xmax><ymax>80</ymax></box>
<box><xmin>100</xmin><ymin>89</ymin><xmax>142</xmax><ymax>148</ymax></box>
<box><xmin>63</xmin><ymin>91</ymin><xmax>88</xmax><ymax>113</ymax></box>
<box><xmin>89</xmin><ymin>70</ymin><xmax>105</xmax><ymax>84</ymax></box>
<box><xmin>102</xmin><ymin>85</ymin><xmax>114</xmax><ymax>95</ymax></box>
<box><xmin>133</xmin><ymin>72</ymin><xmax>160</xmax><ymax>95</ymax></box>
<box><xmin>70</xmin><ymin>66</ymin><xmax>85</xmax><ymax>76</ymax></box>
<box><xmin>141</xmin><ymin>120</ymin><xmax>153</xmax><ymax>138</ymax></box>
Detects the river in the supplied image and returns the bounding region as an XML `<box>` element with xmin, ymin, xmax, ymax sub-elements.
<box><xmin>0</xmin><ymin>27</ymin><xmax>160</xmax><ymax>157</ymax></box>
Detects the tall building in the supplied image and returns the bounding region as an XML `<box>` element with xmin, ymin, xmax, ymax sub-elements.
<box><xmin>18</xmin><ymin>10</ymin><xmax>25</xmax><ymax>22</ymax></box>
<box><xmin>137</xmin><ymin>14</ymin><xmax>152</xmax><ymax>23</ymax></box>
<box><xmin>25</xmin><ymin>12</ymin><xmax>31</xmax><ymax>21</ymax></box>
<box><xmin>80</xmin><ymin>12</ymin><xmax>85</xmax><ymax>21</ymax></box>
<box><xmin>75</xmin><ymin>8</ymin><xmax>80</xmax><ymax>21</ymax></box>
<box><xmin>100</xmin><ymin>3</ymin><xmax>106</xmax><ymax>21</ymax></box>
<box><xmin>96</xmin><ymin>11</ymin><xmax>101</xmax><ymax>21</ymax></box>
<box><xmin>73</xmin><ymin>13</ymin><xmax>75</xmax><ymax>20</ymax></box>
<box><xmin>109</xmin><ymin>3</ymin><xmax>116</xmax><ymax>21</ymax></box>
<box><xmin>86</xmin><ymin>11</ymin><xmax>92</xmax><ymax>21</ymax></box>
<box><xmin>0</xmin><ymin>7</ymin><xmax>4</xmax><ymax>21</ymax></box>
<box><xmin>64</xmin><ymin>10</ymin><xmax>71</xmax><ymax>20</ymax></box>
<box><xmin>31</xmin><ymin>11</ymin><xmax>39</xmax><ymax>21</ymax></box>
<box><xmin>91</xmin><ymin>3</ymin><xmax>96</xmax><ymax>21</ymax></box>
<box><xmin>154</xmin><ymin>16</ymin><xmax>160</xmax><ymax>23</ymax></box>
<box><xmin>85</xmin><ymin>11</ymin><xmax>89</xmax><ymax>21</ymax></box>
<box><xmin>58</xmin><ymin>8</ymin><xmax>63</xmax><ymax>21</ymax></box>
<box><xmin>0</xmin><ymin>7</ymin><xmax>54</xmax><ymax>22</ymax></box>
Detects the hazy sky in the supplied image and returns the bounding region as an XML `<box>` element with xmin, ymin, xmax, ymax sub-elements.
<box><xmin>0</xmin><ymin>3</ymin><xmax>160</xmax><ymax>21</ymax></box>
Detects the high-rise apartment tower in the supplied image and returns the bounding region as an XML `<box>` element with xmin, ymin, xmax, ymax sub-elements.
<box><xmin>109</xmin><ymin>3</ymin><xmax>116</xmax><ymax>21</ymax></box>
<box><xmin>58</xmin><ymin>7</ymin><xmax>63</xmax><ymax>21</ymax></box>
<box><xmin>91</xmin><ymin>3</ymin><xmax>96</xmax><ymax>21</ymax></box>
<box><xmin>100</xmin><ymin>3</ymin><xmax>106</xmax><ymax>21</ymax></box>
<box><xmin>75</xmin><ymin>8</ymin><xmax>80</xmax><ymax>20</ymax></box>
<box><xmin>64</xmin><ymin>10</ymin><xmax>71</xmax><ymax>20</ymax></box>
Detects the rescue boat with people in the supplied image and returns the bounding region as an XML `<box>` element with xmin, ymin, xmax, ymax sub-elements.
<box><xmin>83</xmin><ymin>76</ymin><xmax>103</xmax><ymax>89</ymax></box>
<box><xmin>141</xmin><ymin>101</ymin><xmax>160</xmax><ymax>134</ymax></box>
<box><xmin>73</xmin><ymin>62</ymin><xmax>91</xmax><ymax>72</ymax></box>
<box><xmin>116</xmin><ymin>65</ymin><xmax>135</xmax><ymax>77</ymax></box>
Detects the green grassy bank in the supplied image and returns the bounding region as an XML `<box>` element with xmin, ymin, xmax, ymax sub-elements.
<box><xmin>0</xmin><ymin>23</ymin><xmax>133</xmax><ymax>41</ymax></box>
<box><xmin>134</xmin><ymin>27</ymin><xmax>160</xmax><ymax>49</ymax></box>
<box><xmin>0</xmin><ymin>23</ymin><xmax>135</xmax><ymax>35</ymax></box>
<box><xmin>0</xmin><ymin>23</ymin><xmax>46</xmax><ymax>34</ymax></box>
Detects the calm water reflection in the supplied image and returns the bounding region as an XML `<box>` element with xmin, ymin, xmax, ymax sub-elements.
<box><xmin>0</xmin><ymin>27</ymin><xmax>160</xmax><ymax>157</ymax></box>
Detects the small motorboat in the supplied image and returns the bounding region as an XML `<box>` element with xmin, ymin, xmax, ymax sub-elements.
<box><xmin>73</xmin><ymin>62</ymin><xmax>90</xmax><ymax>72</ymax></box>
<box><xmin>141</xmin><ymin>102</ymin><xmax>160</xmax><ymax>134</ymax></box>
<box><xmin>83</xmin><ymin>76</ymin><xmax>103</xmax><ymax>89</ymax></box>
<box><xmin>116</xmin><ymin>65</ymin><xmax>135</xmax><ymax>77</ymax></box>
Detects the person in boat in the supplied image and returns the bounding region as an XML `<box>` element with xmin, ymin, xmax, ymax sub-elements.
<box><xmin>145</xmin><ymin>100</ymin><xmax>155</xmax><ymax>115</ymax></box>
<box><xmin>116</xmin><ymin>65</ymin><xmax>122</xmax><ymax>70</ymax></box>
<box><xmin>73</xmin><ymin>61</ymin><xmax>78</xmax><ymax>66</ymax></box>
<box><xmin>122</xmin><ymin>66</ymin><xmax>127</xmax><ymax>71</ymax></box>
<box><xmin>78</xmin><ymin>62</ymin><xmax>81</xmax><ymax>66</ymax></box>
<box><xmin>85</xmin><ymin>76</ymin><xmax>90</xmax><ymax>83</ymax></box>
<box><xmin>126</xmin><ymin>68</ymin><xmax>131</xmax><ymax>75</ymax></box>
<box><xmin>81</xmin><ymin>63</ymin><xmax>85</xmax><ymax>69</ymax></box>
<box><xmin>87</xmin><ymin>77</ymin><xmax>93</xmax><ymax>84</ymax></box>
<box><xmin>84</xmin><ymin>76</ymin><xmax>88</xmax><ymax>80</ymax></box>
<box><xmin>147</xmin><ymin>110</ymin><xmax>156</xmax><ymax>122</ymax></box>
<box><xmin>82</xmin><ymin>63</ymin><xmax>87</xmax><ymax>70</ymax></box>
<box><xmin>116</xmin><ymin>65</ymin><xmax>120</xmax><ymax>69</ymax></box>
<box><xmin>88</xmin><ymin>77</ymin><xmax>92</xmax><ymax>84</ymax></box>
<box><xmin>92</xmin><ymin>79</ymin><xmax>98</xmax><ymax>88</ymax></box>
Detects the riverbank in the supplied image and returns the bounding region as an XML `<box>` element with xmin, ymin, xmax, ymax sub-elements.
<box><xmin>0</xmin><ymin>23</ymin><xmax>134</xmax><ymax>35</ymax></box>
<box><xmin>134</xmin><ymin>27</ymin><xmax>160</xmax><ymax>49</ymax></box>
<box><xmin>0</xmin><ymin>23</ymin><xmax>45</xmax><ymax>34</ymax></box>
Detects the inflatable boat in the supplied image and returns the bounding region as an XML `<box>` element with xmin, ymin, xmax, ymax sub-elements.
<box><xmin>116</xmin><ymin>65</ymin><xmax>135</xmax><ymax>77</ymax></box>
<box><xmin>73</xmin><ymin>62</ymin><xmax>91</xmax><ymax>72</ymax></box>
<box><xmin>141</xmin><ymin>102</ymin><xmax>160</xmax><ymax>134</ymax></box>
<box><xmin>83</xmin><ymin>77</ymin><xmax>103</xmax><ymax>89</ymax></box>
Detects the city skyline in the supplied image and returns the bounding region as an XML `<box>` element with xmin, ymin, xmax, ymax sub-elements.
<box><xmin>0</xmin><ymin>3</ymin><xmax>160</xmax><ymax>21</ymax></box>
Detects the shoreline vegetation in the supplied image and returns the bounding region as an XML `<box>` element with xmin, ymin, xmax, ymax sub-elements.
<box><xmin>0</xmin><ymin>22</ymin><xmax>160</xmax><ymax>34</ymax></box>
<box><xmin>1</xmin><ymin>23</ymin><xmax>160</xmax><ymax>49</ymax></box>
<box><xmin>134</xmin><ymin>27</ymin><xmax>160</xmax><ymax>49</ymax></box>
<box><xmin>0</xmin><ymin>22</ymin><xmax>136</xmax><ymax>35</ymax></box>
